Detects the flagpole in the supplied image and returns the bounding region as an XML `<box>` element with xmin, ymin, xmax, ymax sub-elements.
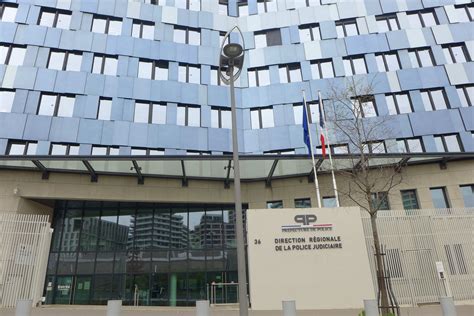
<box><xmin>318</xmin><ymin>90</ymin><xmax>340</xmax><ymax>207</ymax></box>
<box><xmin>302</xmin><ymin>90</ymin><xmax>322</xmax><ymax>208</ymax></box>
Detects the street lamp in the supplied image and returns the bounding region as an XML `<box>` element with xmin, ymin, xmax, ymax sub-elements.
<box><xmin>219</xmin><ymin>27</ymin><xmax>248</xmax><ymax>316</ymax></box>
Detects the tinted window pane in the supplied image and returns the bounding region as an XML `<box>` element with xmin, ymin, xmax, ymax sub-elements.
<box><xmin>266</xmin><ymin>29</ymin><xmax>282</xmax><ymax>46</ymax></box>
<box><xmin>57</xmin><ymin>96</ymin><xmax>74</xmax><ymax>117</ymax></box>
<box><xmin>430</xmin><ymin>188</ymin><xmax>449</xmax><ymax>208</ymax></box>
<box><xmin>323</xmin><ymin>197</ymin><xmax>337</xmax><ymax>207</ymax></box>
<box><xmin>460</xmin><ymin>185</ymin><xmax>474</xmax><ymax>207</ymax></box>
<box><xmin>66</xmin><ymin>53</ymin><xmax>82</xmax><ymax>71</ymax></box>
<box><xmin>0</xmin><ymin>90</ymin><xmax>15</xmax><ymax>112</ymax></box>
<box><xmin>401</xmin><ymin>190</ymin><xmax>419</xmax><ymax>209</ymax></box>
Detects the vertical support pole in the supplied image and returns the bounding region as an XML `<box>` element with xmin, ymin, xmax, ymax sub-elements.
<box><xmin>106</xmin><ymin>300</ymin><xmax>122</xmax><ymax>316</ymax></box>
<box><xmin>196</xmin><ymin>300</ymin><xmax>210</xmax><ymax>316</ymax></box>
<box><xmin>229</xmin><ymin>68</ymin><xmax>249</xmax><ymax>316</ymax></box>
<box><xmin>282</xmin><ymin>300</ymin><xmax>296</xmax><ymax>316</ymax></box>
<box><xmin>15</xmin><ymin>299</ymin><xmax>32</xmax><ymax>316</ymax></box>
<box><xmin>439</xmin><ymin>296</ymin><xmax>457</xmax><ymax>316</ymax></box>
<box><xmin>363</xmin><ymin>299</ymin><xmax>379</xmax><ymax>316</ymax></box>
<box><xmin>169</xmin><ymin>273</ymin><xmax>177</xmax><ymax>307</ymax></box>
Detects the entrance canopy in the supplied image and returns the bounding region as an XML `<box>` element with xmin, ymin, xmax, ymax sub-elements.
<box><xmin>0</xmin><ymin>153</ymin><xmax>471</xmax><ymax>187</ymax></box>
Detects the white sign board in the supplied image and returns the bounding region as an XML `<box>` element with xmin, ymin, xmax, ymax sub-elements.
<box><xmin>436</xmin><ymin>261</ymin><xmax>445</xmax><ymax>279</ymax></box>
<box><xmin>247</xmin><ymin>207</ymin><xmax>375</xmax><ymax>310</ymax></box>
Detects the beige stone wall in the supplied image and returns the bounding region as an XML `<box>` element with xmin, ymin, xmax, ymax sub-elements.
<box><xmin>0</xmin><ymin>160</ymin><xmax>472</xmax><ymax>218</ymax></box>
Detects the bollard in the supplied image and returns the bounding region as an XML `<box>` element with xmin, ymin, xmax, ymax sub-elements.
<box><xmin>15</xmin><ymin>299</ymin><xmax>32</xmax><ymax>316</ymax></box>
<box><xmin>106</xmin><ymin>300</ymin><xmax>122</xmax><ymax>316</ymax></box>
<box><xmin>196</xmin><ymin>300</ymin><xmax>210</xmax><ymax>316</ymax></box>
<box><xmin>440</xmin><ymin>296</ymin><xmax>457</xmax><ymax>316</ymax></box>
<box><xmin>282</xmin><ymin>300</ymin><xmax>296</xmax><ymax>316</ymax></box>
<box><xmin>363</xmin><ymin>299</ymin><xmax>378</xmax><ymax>316</ymax></box>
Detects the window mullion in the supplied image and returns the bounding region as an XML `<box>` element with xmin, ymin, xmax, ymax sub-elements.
<box><xmin>148</xmin><ymin>102</ymin><xmax>153</xmax><ymax>124</ymax></box>
<box><xmin>53</xmin><ymin>12</ymin><xmax>59</xmax><ymax>28</ymax></box>
<box><xmin>53</xmin><ymin>95</ymin><xmax>60</xmax><ymax>117</ymax></box>
<box><xmin>101</xmin><ymin>56</ymin><xmax>105</xmax><ymax>74</ymax></box>
<box><xmin>105</xmin><ymin>18</ymin><xmax>110</xmax><ymax>34</ymax></box>
<box><xmin>63</xmin><ymin>52</ymin><xmax>69</xmax><ymax>71</ymax></box>
<box><xmin>259</xmin><ymin>109</ymin><xmax>263</xmax><ymax>129</ymax></box>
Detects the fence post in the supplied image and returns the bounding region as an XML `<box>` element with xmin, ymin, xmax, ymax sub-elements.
<box><xmin>282</xmin><ymin>300</ymin><xmax>296</xmax><ymax>316</ymax></box>
<box><xmin>196</xmin><ymin>300</ymin><xmax>210</xmax><ymax>316</ymax></box>
<box><xmin>106</xmin><ymin>300</ymin><xmax>122</xmax><ymax>316</ymax></box>
<box><xmin>15</xmin><ymin>299</ymin><xmax>32</xmax><ymax>316</ymax></box>
<box><xmin>363</xmin><ymin>299</ymin><xmax>378</xmax><ymax>316</ymax></box>
<box><xmin>439</xmin><ymin>296</ymin><xmax>457</xmax><ymax>316</ymax></box>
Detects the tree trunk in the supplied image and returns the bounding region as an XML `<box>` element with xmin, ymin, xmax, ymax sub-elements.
<box><xmin>370</xmin><ymin>213</ymin><xmax>390</xmax><ymax>315</ymax></box>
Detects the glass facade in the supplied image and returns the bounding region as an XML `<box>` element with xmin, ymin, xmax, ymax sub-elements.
<box><xmin>45</xmin><ymin>201</ymin><xmax>242</xmax><ymax>306</ymax></box>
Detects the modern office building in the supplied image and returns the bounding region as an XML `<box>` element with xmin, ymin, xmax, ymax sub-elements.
<box><xmin>0</xmin><ymin>0</ymin><xmax>473</xmax><ymax>308</ymax></box>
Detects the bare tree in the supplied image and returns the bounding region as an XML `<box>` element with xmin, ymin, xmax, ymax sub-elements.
<box><xmin>324</xmin><ymin>77</ymin><xmax>406</xmax><ymax>315</ymax></box>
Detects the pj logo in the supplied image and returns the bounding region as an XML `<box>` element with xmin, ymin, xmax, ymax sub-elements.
<box><xmin>294</xmin><ymin>214</ymin><xmax>317</xmax><ymax>226</ymax></box>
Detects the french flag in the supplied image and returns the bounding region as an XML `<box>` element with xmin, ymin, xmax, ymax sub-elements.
<box><xmin>319</xmin><ymin>101</ymin><xmax>326</xmax><ymax>159</ymax></box>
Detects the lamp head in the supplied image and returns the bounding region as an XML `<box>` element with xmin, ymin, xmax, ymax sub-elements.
<box><xmin>223</xmin><ymin>43</ymin><xmax>243</xmax><ymax>59</ymax></box>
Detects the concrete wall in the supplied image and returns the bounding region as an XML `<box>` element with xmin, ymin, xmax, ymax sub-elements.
<box><xmin>0</xmin><ymin>159</ymin><xmax>472</xmax><ymax>217</ymax></box>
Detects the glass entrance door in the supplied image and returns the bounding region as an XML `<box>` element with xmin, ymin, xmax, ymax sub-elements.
<box><xmin>54</xmin><ymin>276</ymin><xmax>73</xmax><ymax>304</ymax></box>
<box><xmin>73</xmin><ymin>276</ymin><xmax>92</xmax><ymax>304</ymax></box>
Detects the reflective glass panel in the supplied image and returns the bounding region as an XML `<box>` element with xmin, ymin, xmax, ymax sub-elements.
<box><xmin>56</xmin><ymin>13</ymin><xmax>71</xmax><ymax>29</ymax></box>
<box><xmin>155</xmin><ymin>63</ymin><xmax>168</xmax><ymax>80</ymax></box>
<box><xmin>320</xmin><ymin>61</ymin><xmax>334</xmax><ymax>78</ymax></box>
<box><xmin>434</xmin><ymin>137</ymin><xmax>445</xmax><ymax>152</ymax></box>
<box><xmin>407</xmin><ymin>13</ymin><xmax>422</xmax><ymax>28</ymax></box>
<box><xmin>98</xmin><ymin>99</ymin><xmax>112</xmax><ymax>120</ymax></box>
<box><xmin>445</xmin><ymin>135</ymin><xmax>461</xmax><ymax>152</ymax></box>
<box><xmin>279</xmin><ymin>67</ymin><xmax>288</xmax><ymax>83</ymax></box>
<box><xmin>451</xmin><ymin>46</ymin><xmax>467</xmax><ymax>63</ymax></box>
<box><xmin>189</xmin><ymin>209</ymin><xmax>205</xmax><ymax>249</ymax></box>
<box><xmin>138</xmin><ymin>61</ymin><xmax>153</xmax><ymax>79</ymax></box>
<box><xmin>178</xmin><ymin>65</ymin><xmax>187</xmax><ymax>83</ymax></box>
<box><xmin>188</xmin><ymin>29</ymin><xmax>200</xmax><ymax>45</ymax></box>
<box><xmin>377</xmin><ymin>19</ymin><xmax>389</xmax><ymax>33</ymax></box>
<box><xmin>221</xmin><ymin>110</ymin><xmax>231</xmax><ymax>129</ymax></box>
<box><xmin>2</xmin><ymin>6</ymin><xmax>17</xmax><ymax>22</ymax></box>
<box><xmin>345</xmin><ymin>23</ymin><xmax>358</xmax><ymax>36</ymax></box>
<box><xmin>211</xmin><ymin>109</ymin><xmax>219</xmax><ymax>128</ymax></box>
<box><xmin>248</xmin><ymin>70</ymin><xmax>257</xmax><ymax>87</ymax></box>
<box><xmin>431</xmin><ymin>89</ymin><xmax>447</xmax><ymax>110</ymax></box>
<box><xmin>430</xmin><ymin>187</ymin><xmax>449</xmax><ymax>208</ymax></box>
<box><xmin>152</xmin><ymin>103</ymin><xmax>166</xmax><ymax>124</ymax></box>
<box><xmin>299</xmin><ymin>27</ymin><xmax>312</xmax><ymax>42</ymax></box>
<box><xmin>343</xmin><ymin>59</ymin><xmax>353</xmax><ymax>75</ymax></box>
<box><xmin>92</xmin><ymin>56</ymin><xmax>103</xmax><ymax>74</ymax></box>
<box><xmin>322</xmin><ymin>197</ymin><xmax>337</xmax><ymax>207</ymax></box>
<box><xmin>0</xmin><ymin>90</ymin><xmax>15</xmax><ymax>112</ymax></box>
<box><xmin>142</xmin><ymin>24</ymin><xmax>154</xmax><ymax>40</ymax></box>
<box><xmin>188</xmin><ymin>66</ymin><xmax>200</xmax><ymax>84</ymax></box>
<box><xmin>173</xmin><ymin>28</ymin><xmax>186</xmax><ymax>44</ymax></box>
<box><xmin>103</xmin><ymin>57</ymin><xmax>117</xmax><ymax>76</ymax></box>
<box><xmin>57</xmin><ymin>96</ymin><xmax>75</xmax><ymax>117</ymax></box>
<box><xmin>336</xmin><ymin>24</ymin><xmax>344</xmax><ymax>38</ymax></box>
<box><xmin>419</xmin><ymin>49</ymin><xmax>434</xmax><ymax>67</ymax></box>
<box><xmin>258</xmin><ymin>69</ymin><xmax>270</xmax><ymax>86</ymax></box>
<box><xmin>420</xmin><ymin>91</ymin><xmax>432</xmax><ymax>111</ymax></box>
<box><xmin>460</xmin><ymin>185</ymin><xmax>474</xmax><ymax>208</ymax></box>
<box><xmin>407</xmin><ymin>138</ymin><xmax>423</xmax><ymax>153</ymax></box>
<box><xmin>91</xmin><ymin>146</ymin><xmax>107</xmax><ymax>155</ymax></box>
<box><xmin>9</xmin><ymin>47</ymin><xmax>26</xmax><ymax>66</ymax></box>
<box><xmin>108</xmin><ymin>20</ymin><xmax>122</xmax><ymax>35</ymax></box>
<box><xmin>66</xmin><ymin>53</ymin><xmax>82</xmax><ymax>71</ymax></box>
<box><xmin>386</xmin><ymin>53</ymin><xmax>400</xmax><ymax>71</ymax></box>
<box><xmin>26</xmin><ymin>143</ymin><xmax>37</xmax><ymax>155</ymax></box>
<box><xmin>91</xmin><ymin>17</ymin><xmax>107</xmax><ymax>33</ymax></box>
<box><xmin>176</xmin><ymin>106</ymin><xmax>186</xmax><ymax>126</ymax></box>
<box><xmin>421</xmin><ymin>12</ymin><xmax>437</xmax><ymax>27</ymax></box>
<box><xmin>289</xmin><ymin>67</ymin><xmax>302</xmax><ymax>82</ymax></box>
<box><xmin>385</xmin><ymin>95</ymin><xmax>397</xmax><ymax>115</ymax></box>
<box><xmin>38</xmin><ymin>94</ymin><xmax>57</xmax><ymax>116</ymax></box>
<box><xmin>187</xmin><ymin>106</ymin><xmax>200</xmax><ymax>127</ymax></box>
<box><xmin>8</xmin><ymin>143</ymin><xmax>25</xmax><ymax>155</ymax></box>
<box><xmin>254</xmin><ymin>33</ymin><xmax>266</xmax><ymax>48</ymax></box>
<box><xmin>134</xmin><ymin>102</ymin><xmax>149</xmax><ymax>123</ymax></box>
<box><xmin>396</xmin><ymin>94</ymin><xmax>412</xmax><ymax>113</ymax></box>
<box><xmin>39</xmin><ymin>11</ymin><xmax>55</xmax><ymax>27</ymax></box>
<box><xmin>353</xmin><ymin>57</ymin><xmax>367</xmax><ymax>74</ymax></box>
<box><xmin>261</xmin><ymin>108</ymin><xmax>274</xmax><ymax>128</ymax></box>
<box><xmin>132</xmin><ymin>23</ymin><xmax>141</xmax><ymax>38</ymax></box>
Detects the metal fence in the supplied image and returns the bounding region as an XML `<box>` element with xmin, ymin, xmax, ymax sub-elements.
<box><xmin>0</xmin><ymin>213</ymin><xmax>52</xmax><ymax>308</ymax></box>
<box><xmin>361</xmin><ymin>208</ymin><xmax>474</xmax><ymax>306</ymax></box>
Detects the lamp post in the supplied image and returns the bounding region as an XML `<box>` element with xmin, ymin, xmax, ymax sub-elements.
<box><xmin>219</xmin><ymin>28</ymin><xmax>248</xmax><ymax>316</ymax></box>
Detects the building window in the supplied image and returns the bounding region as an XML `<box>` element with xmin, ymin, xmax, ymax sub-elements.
<box><xmin>210</xmin><ymin>67</ymin><xmax>223</xmax><ymax>86</ymax></box>
<box><xmin>371</xmin><ymin>192</ymin><xmax>390</xmax><ymax>210</ymax></box>
<box><xmin>177</xmin><ymin>105</ymin><xmax>200</xmax><ymax>127</ymax></box>
<box><xmin>396</xmin><ymin>138</ymin><xmax>424</xmax><ymax>153</ymax></box>
<box><xmin>375</xmin><ymin>52</ymin><xmax>400</xmax><ymax>72</ymax></box>
<box><xmin>251</xmin><ymin>107</ymin><xmax>274</xmax><ymax>129</ymax></box>
<box><xmin>322</xmin><ymin>197</ymin><xmax>337</xmax><ymax>207</ymax></box>
<box><xmin>47</xmin><ymin>50</ymin><xmax>82</xmax><ymax>71</ymax></box>
<box><xmin>434</xmin><ymin>134</ymin><xmax>463</xmax><ymax>152</ymax></box>
<box><xmin>175</xmin><ymin>0</ymin><xmax>201</xmax><ymax>11</ymax></box>
<box><xmin>444</xmin><ymin>244</ymin><xmax>468</xmax><ymax>275</ymax></box>
<box><xmin>401</xmin><ymin>189</ymin><xmax>420</xmax><ymax>210</ymax></box>
<box><xmin>316</xmin><ymin>144</ymin><xmax>349</xmax><ymax>155</ymax></box>
<box><xmin>460</xmin><ymin>184</ymin><xmax>474</xmax><ymax>207</ymax></box>
<box><xmin>134</xmin><ymin>101</ymin><xmax>166</xmax><ymax>124</ymax></box>
<box><xmin>267</xmin><ymin>200</ymin><xmax>283</xmax><ymax>209</ymax></box>
<box><xmin>254</xmin><ymin>29</ymin><xmax>282</xmax><ymax>48</ymax></box>
<box><xmin>299</xmin><ymin>23</ymin><xmax>320</xmax><ymax>42</ymax></box>
<box><xmin>138</xmin><ymin>59</ymin><xmax>169</xmax><ymax>80</ymax></box>
<box><xmin>131</xmin><ymin>148</ymin><xmax>164</xmax><ymax>155</ymax></box>
<box><xmin>238</xmin><ymin>1</ymin><xmax>249</xmax><ymax>17</ymax></box>
<box><xmin>211</xmin><ymin>107</ymin><xmax>232</xmax><ymax>129</ymax></box>
<box><xmin>91</xmin><ymin>15</ymin><xmax>122</xmax><ymax>35</ymax></box>
<box><xmin>376</xmin><ymin>14</ymin><xmax>400</xmax><ymax>32</ymax></box>
<box><xmin>385</xmin><ymin>93</ymin><xmax>413</xmax><ymax>115</ymax></box>
<box><xmin>293</xmin><ymin>103</ymin><xmax>321</xmax><ymax>124</ymax></box>
<box><xmin>356</xmin><ymin>96</ymin><xmax>377</xmax><ymax>118</ymax></box>
<box><xmin>97</xmin><ymin>98</ymin><xmax>112</xmax><ymax>120</ymax></box>
<box><xmin>0</xmin><ymin>44</ymin><xmax>26</xmax><ymax>66</ymax></box>
<box><xmin>219</xmin><ymin>31</ymin><xmax>230</xmax><ymax>47</ymax></box>
<box><xmin>92</xmin><ymin>146</ymin><xmax>119</xmax><ymax>155</ymax></box>
<box><xmin>430</xmin><ymin>187</ymin><xmax>450</xmax><ymax>209</ymax></box>
<box><xmin>406</xmin><ymin>9</ymin><xmax>438</xmax><ymax>28</ymax></box>
<box><xmin>264</xmin><ymin>149</ymin><xmax>296</xmax><ymax>155</ymax></box>
<box><xmin>294</xmin><ymin>0</ymin><xmax>320</xmax><ymax>8</ymax></box>
<box><xmin>279</xmin><ymin>63</ymin><xmax>302</xmax><ymax>83</ymax></box>
<box><xmin>0</xmin><ymin>3</ymin><xmax>17</xmax><ymax>22</ymax></box>
<box><xmin>218</xmin><ymin>1</ymin><xmax>228</xmax><ymax>15</ymax></box>
<box><xmin>92</xmin><ymin>55</ymin><xmax>118</xmax><ymax>76</ymax></box>
<box><xmin>336</xmin><ymin>19</ymin><xmax>359</xmax><ymax>38</ymax></box>
<box><xmin>295</xmin><ymin>198</ymin><xmax>311</xmax><ymax>208</ymax></box>
<box><xmin>38</xmin><ymin>8</ymin><xmax>72</xmax><ymax>29</ymax></box>
<box><xmin>0</xmin><ymin>89</ymin><xmax>15</xmax><ymax>113</ymax></box>
<box><xmin>50</xmin><ymin>143</ymin><xmax>80</xmax><ymax>155</ymax></box>
<box><xmin>420</xmin><ymin>89</ymin><xmax>449</xmax><ymax>111</ymax></box>
<box><xmin>310</xmin><ymin>59</ymin><xmax>334</xmax><ymax>79</ymax></box>
<box><xmin>248</xmin><ymin>67</ymin><xmax>270</xmax><ymax>87</ymax></box>
<box><xmin>408</xmin><ymin>47</ymin><xmax>435</xmax><ymax>68</ymax></box>
<box><xmin>454</xmin><ymin>4</ymin><xmax>474</xmax><ymax>22</ymax></box>
<box><xmin>442</xmin><ymin>43</ymin><xmax>471</xmax><ymax>64</ymax></box>
<box><xmin>132</xmin><ymin>20</ymin><xmax>154</xmax><ymax>40</ymax></box>
<box><xmin>257</xmin><ymin>0</ymin><xmax>277</xmax><ymax>13</ymax></box>
<box><xmin>37</xmin><ymin>94</ymin><xmax>75</xmax><ymax>117</ymax></box>
<box><xmin>186</xmin><ymin>150</ymin><xmax>211</xmax><ymax>155</ymax></box>
<box><xmin>363</xmin><ymin>141</ymin><xmax>386</xmax><ymax>154</ymax></box>
<box><xmin>173</xmin><ymin>26</ymin><xmax>201</xmax><ymax>45</ymax></box>
<box><xmin>456</xmin><ymin>85</ymin><xmax>474</xmax><ymax>107</ymax></box>
<box><xmin>7</xmin><ymin>141</ymin><xmax>37</xmax><ymax>155</ymax></box>
<box><xmin>343</xmin><ymin>55</ymin><xmax>367</xmax><ymax>75</ymax></box>
<box><xmin>178</xmin><ymin>64</ymin><xmax>201</xmax><ymax>84</ymax></box>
